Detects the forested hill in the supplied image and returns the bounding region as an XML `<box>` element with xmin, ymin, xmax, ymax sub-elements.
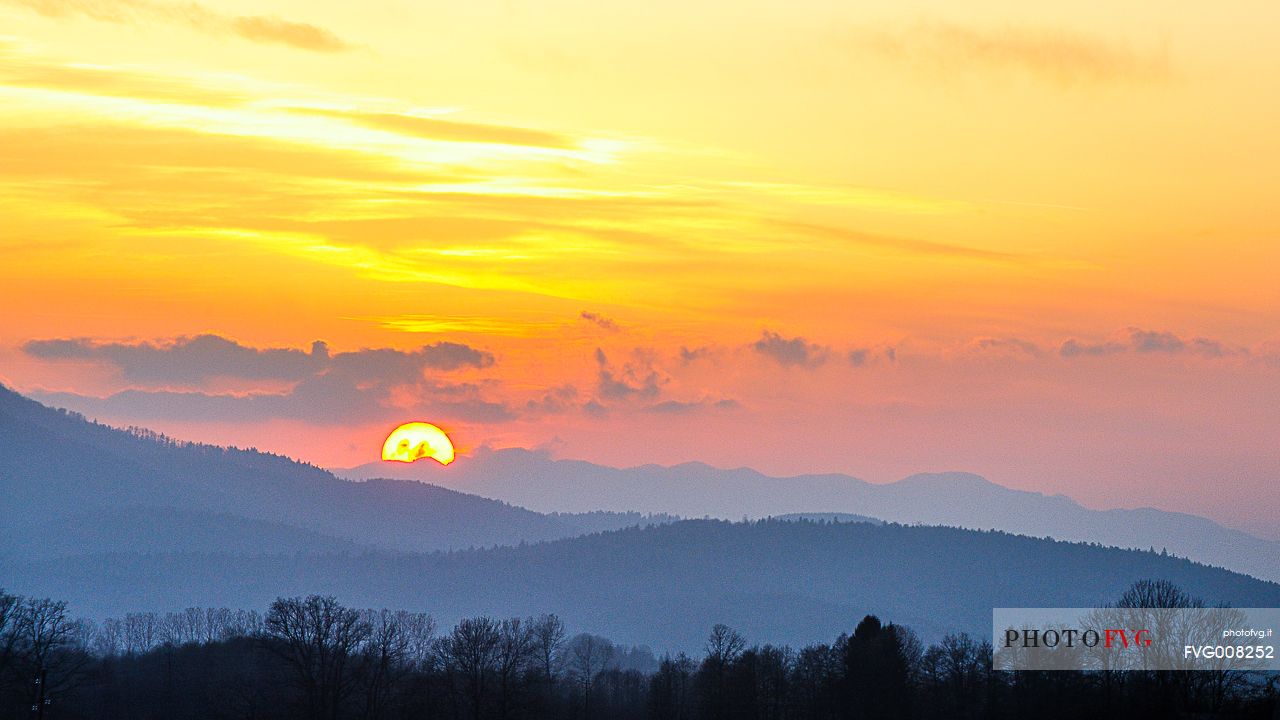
<box><xmin>342</xmin><ymin>447</ymin><xmax>1280</xmax><ymax>583</ymax></box>
<box><xmin>5</xmin><ymin>518</ymin><xmax>1277</xmax><ymax>652</ymax></box>
<box><xmin>0</xmin><ymin>384</ymin><xmax>656</xmax><ymax>557</ymax></box>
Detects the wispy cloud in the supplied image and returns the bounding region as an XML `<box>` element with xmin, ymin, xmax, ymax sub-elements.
<box><xmin>847</xmin><ymin>21</ymin><xmax>1169</xmax><ymax>86</ymax></box>
<box><xmin>227</xmin><ymin>14</ymin><xmax>347</xmax><ymax>52</ymax></box>
<box><xmin>4</xmin><ymin>0</ymin><xmax>350</xmax><ymax>52</ymax></box>
<box><xmin>772</xmin><ymin>220</ymin><xmax>1021</xmax><ymax>262</ymax></box>
<box><xmin>643</xmin><ymin>398</ymin><xmax>740</xmax><ymax>414</ymax></box>
<box><xmin>0</xmin><ymin>43</ymin><xmax>250</xmax><ymax>105</ymax></box>
<box><xmin>580</xmin><ymin>311</ymin><xmax>620</xmax><ymax>332</ymax></box>
<box><xmin>288</xmin><ymin>108</ymin><xmax>572</xmax><ymax>148</ymax></box>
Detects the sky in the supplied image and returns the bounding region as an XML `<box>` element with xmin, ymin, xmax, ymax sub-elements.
<box><xmin>1</xmin><ymin>0</ymin><xmax>1278</xmax><ymax>538</ymax></box>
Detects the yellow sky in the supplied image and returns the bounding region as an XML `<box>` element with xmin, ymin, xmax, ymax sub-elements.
<box><xmin>2</xmin><ymin>0</ymin><xmax>1279</xmax><ymax>535</ymax></box>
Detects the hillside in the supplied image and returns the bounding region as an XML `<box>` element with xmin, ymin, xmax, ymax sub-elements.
<box><xmin>341</xmin><ymin>447</ymin><xmax>1280</xmax><ymax>583</ymax></box>
<box><xmin>0</xmin><ymin>384</ymin><xmax>651</xmax><ymax>558</ymax></box>
<box><xmin>3</xmin><ymin>519</ymin><xmax>1277</xmax><ymax>652</ymax></box>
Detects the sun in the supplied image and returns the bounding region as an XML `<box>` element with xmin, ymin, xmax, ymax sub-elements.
<box><xmin>381</xmin><ymin>422</ymin><xmax>455</xmax><ymax>465</ymax></box>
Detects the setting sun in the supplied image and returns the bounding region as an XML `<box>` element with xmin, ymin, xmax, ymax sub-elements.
<box><xmin>381</xmin><ymin>422</ymin><xmax>455</xmax><ymax>465</ymax></box>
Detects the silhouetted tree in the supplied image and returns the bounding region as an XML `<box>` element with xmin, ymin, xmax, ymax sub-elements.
<box><xmin>0</xmin><ymin>590</ymin><xmax>20</xmax><ymax>699</ymax></box>
<box><xmin>12</xmin><ymin>597</ymin><xmax>90</xmax><ymax>719</ymax></box>
<box><xmin>532</xmin><ymin>613</ymin><xmax>567</xmax><ymax>686</ymax></box>
<box><xmin>264</xmin><ymin>595</ymin><xmax>371</xmax><ymax>720</ymax></box>
<box><xmin>696</xmin><ymin>624</ymin><xmax>745</xmax><ymax>720</ymax></box>
<box><xmin>793</xmin><ymin>639</ymin><xmax>843</xmax><ymax>720</ymax></box>
<box><xmin>842</xmin><ymin>615</ymin><xmax>912</xmax><ymax>720</ymax></box>
<box><xmin>494</xmin><ymin>617</ymin><xmax>536</xmax><ymax>718</ymax></box>
<box><xmin>439</xmin><ymin>616</ymin><xmax>502</xmax><ymax>720</ymax></box>
<box><xmin>649</xmin><ymin>653</ymin><xmax>695</xmax><ymax>720</ymax></box>
<box><xmin>567</xmin><ymin>633</ymin><xmax>616</xmax><ymax>719</ymax></box>
<box><xmin>919</xmin><ymin>633</ymin><xmax>989</xmax><ymax>720</ymax></box>
<box><xmin>359</xmin><ymin>609</ymin><xmax>415</xmax><ymax>720</ymax></box>
<box><xmin>0</xmin><ymin>580</ymin><xmax>1273</xmax><ymax>720</ymax></box>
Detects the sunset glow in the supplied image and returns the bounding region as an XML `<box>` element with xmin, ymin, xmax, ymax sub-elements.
<box><xmin>1</xmin><ymin>0</ymin><xmax>1278</xmax><ymax>539</ymax></box>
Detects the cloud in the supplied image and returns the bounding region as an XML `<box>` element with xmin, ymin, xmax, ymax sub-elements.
<box><xmin>679</xmin><ymin>346</ymin><xmax>711</xmax><ymax>363</ymax></box>
<box><xmin>1060</xmin><ymin>328</ymin><xmax>1244</xmax><ymax>359</ymax></box>
<box><xmin>0</xmin><ymin>44</ymin><xmax>250</xmax><ymax>106</ymax></box>
<box><xmin>580</xmin><ymin>311</ymin><xmax>620</xmax><ymax>332</ymax></box>
<box><xmin>582</xmin><ymin>399</ymin><xmax>609</xmax><ymax>418</ymax></box>
<box><xmin>23</xmin><ymin>335</ymin><xmax>492</xmax><ymax>384</ymax></box>
<box><xmin>773</xmin><ymin>220</ymin><xmax>1021</xmax><ymax>262</ymax></box>
<box><xmin>4</xmin><ymin>0</ymin><xmax>350</xmax><ymax>52</ymax></box>
<box><xmin>593</xmin><ymin>348</ymin><xmax>663</xmax><ymax>401</ymax></box>
<box><xmin>228</xmin><ymin>15</ymin><xmax>347</xmax><ymax>52</ymax></box>
<box><xmin>524</xmin><ymin>384</ymin><xmax>578</xmax><ymax>414</ymax></box>
<box><xmin>848</xmin><ymin>345</ymin><xmax>899</xmax><ymax>366</ymax></box>
<box><xmin>33</xmin><ymin>383</ymin><xmax>515</xmax><ymax>425</ymax></box>
<box><xmin>1059</xmin><ymin>338</ymin><xmax>1126</xmax><ymax>358</ymax></box>
<box><xmin>1129</xmin><ymin>329</ymin><xmax>1184</xmax><ymax>353</ymax></box>
<box><xmin>1189</xmin><ymin>338</ymin><xmax>1231</xmax><ymax>358</ymax></box>
<box><xmin>847</xmin><ymin>21</ymin><xmax>1169</xmax><ymax>86</ymax></box>
<box><xmin>963</xmin><ymin>337</ymin><xmax>1043</xmax><ymax>358</ymax></box>
<box><xmin>643</xmin><ymin>398</ymin><xmax>741</xmax><ymax>414</ymax></box>
<box><xmin>289</xmin><ymin>108</ymin><xmax>572</xmax><ymax>148</ymax></box>
<box><xmin>24</xmin><ymin>335</ymin><xmax>326</xmax><ymax>383</ymax></box>
<box><xmin>753</xmin><ymin>330</ymin><xmax>828</xmax><ymax>368</ymax></box>
<box><xmin>22</xmin><ymin>334</ymin><xmax>505</xmax><ymax>424</ymax></box>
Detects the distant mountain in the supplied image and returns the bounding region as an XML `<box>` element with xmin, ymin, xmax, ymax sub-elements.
<box><xmin>0</xmin><ymin>385</ymin><xmax>655</xmax><ymax>559</ymax></box>
<box><xmin>4</xmin><ymin>384</ymin><xmax>1278</xmax><ymax>653</ymax></box>
<box><xmin>0</xmin><ymin>506</ymin><xmax>365</xmax><ymax>558</ymax></box>
<box><xmin>339</xmin><ymin>448</ymin><xmax>1280</xmax><ymax>584</ymax></box>
<box><xmin>770</xmin><ymin>513</ymin><xmax>882</xmax><ymax>525</ymax></box>
<box><xmin>4</xmin><ymin>520</ymin><xmax>1277</xmax><ymax>652</ymax></box>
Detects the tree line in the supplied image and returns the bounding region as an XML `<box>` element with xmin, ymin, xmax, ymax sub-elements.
<box><xmin>0</xmin><ymin>581</ymin><xmax>1277</xmax><ymax>719</ymax></box>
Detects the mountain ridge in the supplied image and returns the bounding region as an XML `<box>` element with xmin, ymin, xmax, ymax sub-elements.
<box><xmin>339</xmin><ymin>447</ymin><xmax>1280</xmax><ymax>583</ymax></box>
<box><xmin>3</xmin><ymin>519</ymin><xmax>1276</xmax><ymax>652</ymax></box>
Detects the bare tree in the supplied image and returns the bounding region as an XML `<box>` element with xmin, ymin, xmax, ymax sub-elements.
<box><xmin>567</xmin><ymin>633</ymin><xmax>616</xmax><ymax>718</ymax></box>
<box><xmin>704</xmin><ymin>624</ymin><xmax>745</xmax><ymax>666</ymax></box>
<box><xmin>396</xmin><ymin>611</ymin><xmax>435</xmax><ymax>671</ymax></box>
<box><xmin>530</xmin><ymin>613</ymin><xmax>567</xmax><ymax>687</ymax></box>
<box><xmin>122</xmin><ymin>612</ymin><xmax>159</xmax><ymax>655</ymax></box>
<box><xmin>0</xmin><ymin>590</ymin><xmax>20</xmax><ymax>696</ymax></box>
<box><xmin>264</xmin><ymin>595</ymin><xmax>372</xmax><ymax>720</ymax></box>
<box><xmin>1116</xmin><ymin>579</ymin><xmax>1203</xmax><ymax>610</ymax></box>
<box><xmin>494</xmin><ymin>617</ymin><xmax>536</xmax><ymax>718</ymax></box>
<box><xmin>698</xmin><ymin>623</ymin><xmax>746</xmax><ymax>718</ymax></box>
<box><xmin>204</xmin><ymin>607</ymin><xmax>233</xmax><ymax>643</ymax></box>
<box><xmin>438</xmin><ymin>616</ymin><xmax>502</xmax><ymax>720</ymax></box>
<box><xmin>13</xmin><ymin>597</ymin><xmax>90</xmax><ymax>719</ymax></box>
<box><xmin>359</xmin><ymin>609</ymin><xmax>413</xmax><ymax>720</ymax></box>
<box><xmin>650</xmin><ymin>652</ymin><xmax>696</xmax><ymax>720</ymax></box>
<box><xmin>94</xmin><ymin>617</ymin><xmax>123</xmax><ymax>657</ymax></box>
<box><xmin>229</xmin><ymin>608</ymin><xmax>264</xmax><ymax>638</ymax></box>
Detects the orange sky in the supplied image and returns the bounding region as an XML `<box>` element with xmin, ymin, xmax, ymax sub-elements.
<box><xmin>1</xmin><ymin>0</ymin><xmax>1278</xmax><ymax>537</ymax></box>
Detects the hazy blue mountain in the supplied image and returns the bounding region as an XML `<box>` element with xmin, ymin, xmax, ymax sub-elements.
<box><xmin>4</xmin><ymin>384</ymin><xmax>1278</xmax><ymax>653</ymax></box>
<box><xmin>770</xmin><ymin>512</ymin><xmax>883</xmax><ymax>525</ymax></box>
<box><xmin>0</xmin><ymin>506</ymin><xmax>365</xmax><ymax>558</ymax></box>
<box><xmin>4</xmin><ymin>519</ymin><xmax>1277</xmax><ymax>653</ymax></box>
<box><xmin>545</xmin><ymin>510</ymin><xmax>682</xmax><ymax>534</ymax></box>
<box><xmin>0</xmin><ymin>385</ymin><xmax>655</xmax><ymax>558</ymax></box>
<box><xmin>339</xmin><ymin>447</ymin><xmax>1280</xmax><ymax>583</ymax></box>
